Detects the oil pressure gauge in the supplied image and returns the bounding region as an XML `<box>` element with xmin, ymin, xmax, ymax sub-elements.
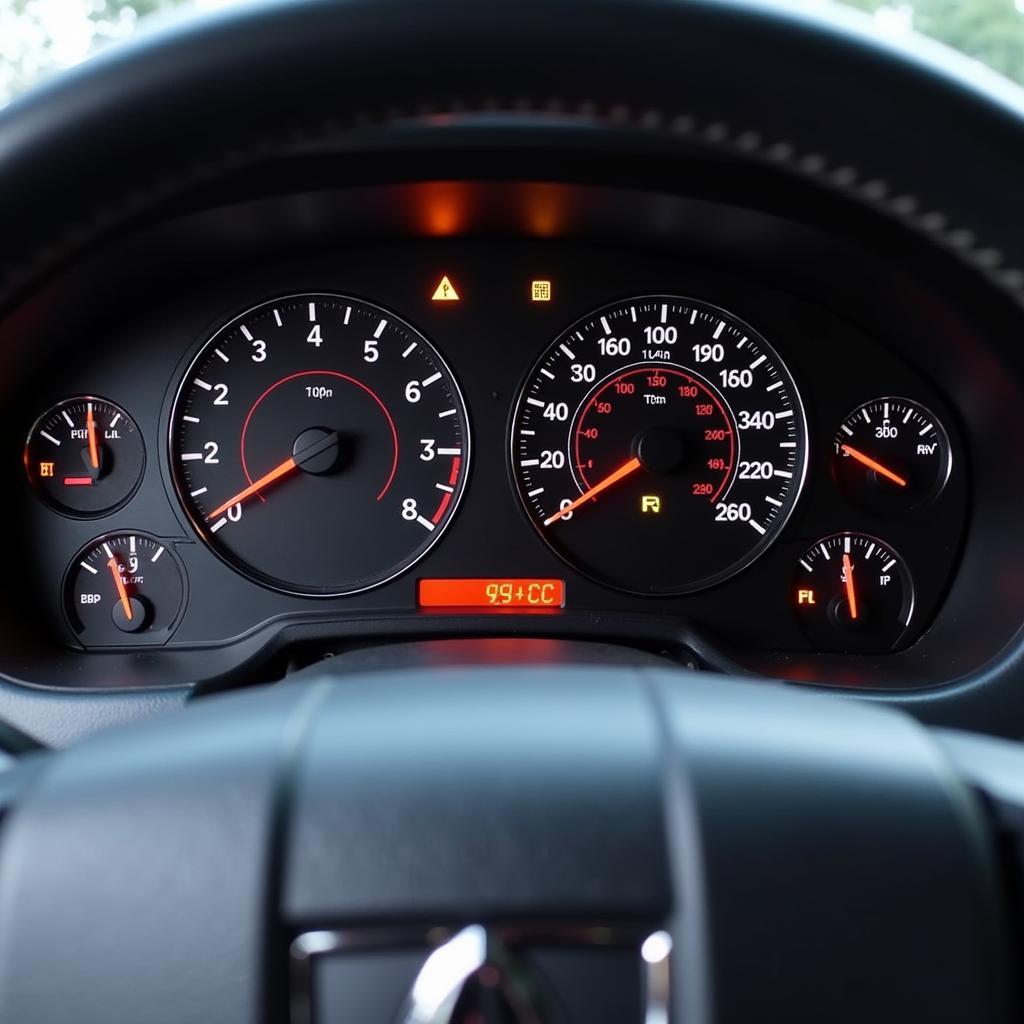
<box><xmin>25</xmin><ymin>397</ymin><xmax>145</xmax><ymax>517</ymax></box>
<box><xmin>64</xmin><ymin>532</ymin><xmax>186</xmax><ymax>647</ymax></box>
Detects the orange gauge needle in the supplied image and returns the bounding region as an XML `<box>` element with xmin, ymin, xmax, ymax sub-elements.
<box><xmin>86</xmin><ymin>403</ymin><xmax>100</xmax><ymax>471</ymax></box>
<box><xmin>544</xmin><ymin>456</ymin><xmax>642</xmax><ymax>526</ymax></box>
<box><xmin>840</xmin><ymin>445</ymin><xmax>907</xmax><ymax>488</ymax></box>
<box><xmin>107</xmin><ymin>556</ymin><xmax>133</xmax><ymax>622</ymax></box>
<box><xmin>842</xmin><ymin>553</ymin><xmax>859</xmax><ymax>621</ymax></box>
<box><xmin>208</xmin><ymin>456</ymin><xmax>298</xmax><ymax>519</ymax></box>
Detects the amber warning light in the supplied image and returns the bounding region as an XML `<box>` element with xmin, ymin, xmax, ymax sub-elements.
<box><xmin>419</xmin><ymin>578</ymin><xmax>565</xmax><ymax>609</ymax></box>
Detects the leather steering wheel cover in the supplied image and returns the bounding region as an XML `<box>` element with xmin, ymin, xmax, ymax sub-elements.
<box><xmin>1</xmin><ymin>0</ymin><xmax>1024</xmax><ymax>310</ymax></box>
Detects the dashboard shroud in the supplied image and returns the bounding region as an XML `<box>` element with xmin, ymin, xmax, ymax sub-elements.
<box><xmin>0</xmin><ymin>179</ymin><xmax>1019</xmax><ymax>692</ymax></box>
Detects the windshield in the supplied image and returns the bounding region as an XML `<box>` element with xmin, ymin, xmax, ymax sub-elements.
<box><xmin>1</xmin><ymin>0</ymin><xmax>1023</xmax><ymax>106</ymax></box>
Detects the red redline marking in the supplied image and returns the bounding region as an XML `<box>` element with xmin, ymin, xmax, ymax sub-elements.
<box><xmin>63</xmin><ymin>476</ymin><xmax>94</xmax><ymax>486</ymax></box>
<box><xmin>432</xmin><ymin>490</ymin><xmax>453</xmax><ymax>524</ymax></box>
<box><xmin>448</xmin><ymin>456</ymin><xmax>461</xmax><ymax>487</ymax></box>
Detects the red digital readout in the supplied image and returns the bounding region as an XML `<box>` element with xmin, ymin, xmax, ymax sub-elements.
<box><xmin>418</xmin><ymin>578</ymin><xmax>565</xmax><ymax>609</ymax></box>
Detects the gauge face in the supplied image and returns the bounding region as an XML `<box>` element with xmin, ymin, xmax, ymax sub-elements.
<box><xmin>170</xmin><ymin>294</ymin><xmax>469</xmax><ymax>595</ymax></box>
<box><xmin>65</xmin><ymin>532</ymin><xmax>186</xmax><ymax>646</ymax></box>
<box><xmin>25</xmin><ymin>397</ymin><xmax>144</xmax><ymax>517</ymax></box>
<box><xmin>511</xmin><ymin>296</ymin><xmax>808</xmax><ymax>594</ymax></box>
<box><xmin>793</xmin><ymin>533</ymin><xmax>914</xmax><ymax>652</ymax></box>
<box><xmin>832</xmin><ymin>398</ymin><xmax>951</xmax><ymax>514</ymax></box>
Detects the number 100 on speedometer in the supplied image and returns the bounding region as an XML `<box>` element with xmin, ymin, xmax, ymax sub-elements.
<box><xmin>510</xmin><ymin>296</ymin><xmax>808</xmax><ymax>594</ymax></box>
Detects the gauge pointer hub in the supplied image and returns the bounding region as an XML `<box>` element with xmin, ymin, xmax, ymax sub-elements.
<box><xmin>635</xmin><ymin>426</ymin><xmax>687</xmax><ymax>475</ymax></box>
<box><xmin>207</xmin><ymin>428</ymin><xmax>342</xmax><ymax>520</ymax></box>
<box><xmin>292</xmin><ymin>427</ymin><xmax>343</xmax><ymax>475</ymax></box>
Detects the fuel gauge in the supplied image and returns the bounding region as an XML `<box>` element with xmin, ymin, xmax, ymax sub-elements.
<box><xmin>25</xmin><ymin>397</ymin><xmax>145</xmax><ymax>517</ymax></box>
<box><xmin>65</xmin><ymin>532</ymin><xmax>186</xmax><ymax>647</ymax></box>
<box><xmin>793</xmin><ymin>533</ymin><xmax>914</xmax><ymax>653</ymax></box>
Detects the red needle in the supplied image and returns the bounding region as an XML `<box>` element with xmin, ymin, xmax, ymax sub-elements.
<box><xmin>842</xmin><ymin>553</ymin><xmax>859</xmax><ymax>621</ymax></box>
<box><xmin>544</xmin><ymin>456</ymin><xmax>642</xmax><ymax>526</ymax></box>
<box><xmin>208</xmin><ymin>456</ymin><xmax>298</xmax><ymax>519</ymax></box>
<box><xmin>86</xmin><ymin>403</ymin><xmax>100</xmax><ymax>471</ymax></box>
<box><xmin>107</xmin><ymin>557</ymin><xmax>133</xmax><ymax>622</ymax></box>
<box><xmin>840</xmin><ymin>445</ymin><xmax>907</xmax><ymax>488</ymax></box>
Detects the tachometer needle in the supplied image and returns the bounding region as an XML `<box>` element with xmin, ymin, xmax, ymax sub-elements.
<box><xmin>842</xmin><ymin>553</ymin><xmax>859</xmax><ymax>621</ymax></box>
<box><xmin>86</xmin><ymin>402</ymin><xmax>100</xmax><ymax>471</ymax></box>
<box><xmin>208</xmin><ymin>456</ymin><xmax>298</xmax><ymax>519</ymax></box>
<box><xmin>107</xmin><ymin>556</ymin><xmax>133</xmax><ymax>622</ymax></box>
<box><xmin>544</xmin><ymin>456</ymin><xmax>642</xmax><ymax>526</ymax></box>
<box><xmin>840</xmin><ymin>445</ymin><xmax>907</xmax><ymax>488</ymax></box>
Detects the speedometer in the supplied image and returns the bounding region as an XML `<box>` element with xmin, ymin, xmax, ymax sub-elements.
<box><xmin>171</xmin><ymin>293</ymin><xmax>469</xmax><ymax>596</ymax></box>
<box><xmin>511</xmin><ymin>296</ymin><xmax>807</xmax><ymax>594</ymax></box>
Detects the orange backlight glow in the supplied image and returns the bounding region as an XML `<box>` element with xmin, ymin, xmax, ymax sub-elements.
<box><xmin>419</xmin><ymin>578</ymin><xmax>565</xmax><ymax>609</ymax></box>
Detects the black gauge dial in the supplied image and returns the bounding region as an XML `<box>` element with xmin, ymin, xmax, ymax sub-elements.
<box><xmin>65</xmin><ymin>532</ymin><xmax>186</xmax><ymax>647</ymax></box>
<box><xmin>832</xmin><ymin>397</ymin><xmax>951</xmax><ymax>514</ymax></box>
<box><xmin>511</xmin><ymin>296</ymin><xmax>808</xmax><ymax>594</ymax></box>
<box><xmin>25</xmin><ymin>397</ymin><xmax>144</xmax><ymax>517</ymax></box>
<box><xmin>170</xmin><ymin>293</ymin><xmax>470</xmax><ymax>595</ymax></box>
<box><xmin>793</xmin><ymin>532</ymin><xmax>914</xmax><ymax>652</ymax></box>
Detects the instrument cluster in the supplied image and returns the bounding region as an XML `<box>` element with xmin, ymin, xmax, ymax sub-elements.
<box><xmin>6</xmin><ymin>226</ymin><xmax>976</xmax><ymax>690</ymax></box>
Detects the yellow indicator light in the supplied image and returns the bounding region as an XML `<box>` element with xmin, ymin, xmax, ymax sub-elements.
<box><xmin>797</xmin><ymin>589</ymin><xmax>816</xmax><ymax>606</ymax></box>
<box><xmin>531</xmin><ymin>280</ymin><xmax>552</xmax><ymax>302</ymax></box>
<box><xmin>431</xmin><ymin>275</ymin><xmax>459</xmax><ymax>302</ymax></box>
<box><xmin>641</xmin><ymin>495</ymin><xmax>661</xmax><ymax>514</ymax></box>
<box><xmin>39</xmin><ymin>461</ymin><xmax>55</xmax><ymax>478</ymax></box>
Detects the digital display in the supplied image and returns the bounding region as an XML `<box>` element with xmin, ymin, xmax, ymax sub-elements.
<box><xmin>418</xmin><ymin>578</ymin><xmax>565</xmax><ymax>609</ymax></box>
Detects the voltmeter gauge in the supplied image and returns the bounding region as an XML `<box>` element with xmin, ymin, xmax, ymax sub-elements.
<box><xmin>832</xmin><ymin>398</ymin><xmax>951</xmax><ymax>515</ymax></box>
<box><xmin>25</xmin><ymin>397</ymin><xmax>145</xmax><ymax>517</ymax></box>
<box><xmin>793</xmin><ymin>533</ymin><xmax>914</xmax><ymax>653</ymax></box>
<box><xmin>64</xmin><ymin>533</ymin><xmax>186</xmax><ymax>647</ymax></box>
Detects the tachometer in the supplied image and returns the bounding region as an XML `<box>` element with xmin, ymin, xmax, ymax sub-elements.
<box><xmin>511</xmin><ymin>296</ymin><xmax>807</xmax><ymax>594</ymax></box>
<box><xmin>170</xmin><ymin>293</ymin><xmax>469</xmax><ymax>595</ymax></box>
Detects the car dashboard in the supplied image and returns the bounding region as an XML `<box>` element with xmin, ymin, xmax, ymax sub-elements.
<box><xmin>1</xmin><ymin>173</ymin><xmax>1021</xmax><ymax>698</ymax></box>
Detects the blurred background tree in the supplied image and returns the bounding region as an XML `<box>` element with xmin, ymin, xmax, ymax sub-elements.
<box><xmin>2</xmin><ymin>0</ymin><xmax>1024</xmax><ymax>105</ymax></box>
<box><xmin>844</xmin><ymin>0</ymin><xmax>1024</xmax><ymax>83</ymax></box>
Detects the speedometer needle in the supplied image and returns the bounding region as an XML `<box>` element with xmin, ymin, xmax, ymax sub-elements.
<box><xmin>544</xmin><ymin>456</ymin><xmax>642</xmax><ymax>526</ymax></box>
<box><xmin>208</xmin><ymin>456</ymin><xmax>298</xmax><ymax>519</ymax></box>
<box><xmin>842</xmin><ymin>553</ymin><xmax>859</xmax><ymax>621</ymax></box>
<box><xmin>840</xmin><ymin>445</ymin><xmax>907</xmax><ymax>487</ymax></box>
<box><xmin>107</xmin><ymin>556</ymin><xmax>133</xmax><ymax>622</ymax></box>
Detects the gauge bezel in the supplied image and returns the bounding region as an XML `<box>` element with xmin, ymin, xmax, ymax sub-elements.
<box><xmin>508</xmin><ymin>293</ymin><xmax>810</xmax><ymax>596</ymax></box>
<box><xmin>24</xmin><ymin>394</ymin><xmax>146</xmax><ymax>520</ymax></box>
<box><xmin>63</xmin><ymin>530</ymin><xmax>188</xmax><ymax>648</ymax></box>
<box><xmin>167</xmin><ymin>291</ymin><xmax>472</xmax><ymax>598</ymax></box>
<box><xmin>832</xmin><ymin>396</ymin><xmax>953</xmax><ymax>514</ymax></box>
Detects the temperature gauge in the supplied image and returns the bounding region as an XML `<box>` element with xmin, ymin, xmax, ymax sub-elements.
<box><xmin>832</xmin><ymin>398</ymin><xmax>951</xmax><ymax>515</ymax></box>
<box><xmin>64</xmin><ymin>533</ymin><xmax>186</xmax><ymax>647</ymax></box>
<box><xmin>793</xmin><ymin>533</ymin><xmax>914</xmax><ymax>652</ymax></box>
<box><xmin>25</xmin><ymin>397</ymin><xmax>145</xmax><ymax>517</ymax></box>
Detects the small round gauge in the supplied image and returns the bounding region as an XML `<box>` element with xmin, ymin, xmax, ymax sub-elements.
<box><xmin>793</xmin><ymin>532</ymin><xmax>914</xmax><ymax>652</ymax></box>
<box><xmin>24</xmin><ymin>397</ymin><xmax>145</xmax><ymax>517</ymax></box>
<box><xmin>64</xmin><ymin>532</ymin><xmax>186</xmax><ymax>647</ymax></box>
<box><xmin>511</xmin><ymin>296</ymin><xmax>808</xmax><ymax>594</ymax></box>
<box><xmin>832</xmin><ymin>398</ymin><xmax>951</xmax><ymax>514</ymax></box>
<box><xmin>170</xmin><ymin>293</ymin><xmax>470</xmax><ymax>596</ymax></box>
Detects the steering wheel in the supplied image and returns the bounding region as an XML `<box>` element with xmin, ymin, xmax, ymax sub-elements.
<box><xmin>1</xmin><ymin>1</ymin><xmax>1024</xmax><ymax>1021</ymax></box>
